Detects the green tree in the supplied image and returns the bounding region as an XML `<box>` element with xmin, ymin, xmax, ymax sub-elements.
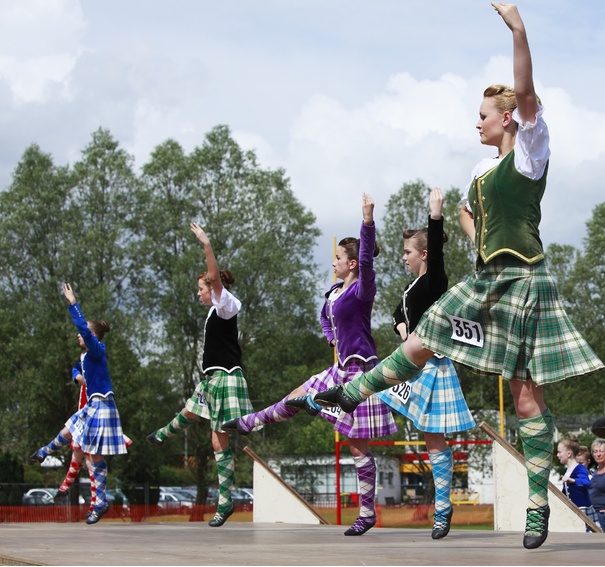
<box><xmin>0</xmin><ymin>145</ymin><xmax>76</xmax><ymax>455</ymax></box>
<box><xmin>135</xmin><ymin>126</ymin><xmax>325</xmax><ymax>491</ymax></box>
<box><xmin>67</xmin><ymin>128</ymin><xmax>142</xmax><ymax>319</ymax></box>
<box><xmin>542</xmin><ymin>205</ymin><xmax>605</xmax><ymax>418</ymax></box>
<box><xmin>0</xmin><ymin>133</ymin><xmax>171</xmax><ymax>486</ymax></box>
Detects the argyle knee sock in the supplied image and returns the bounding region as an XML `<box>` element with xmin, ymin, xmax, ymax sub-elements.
<box><xmin>86</xmin><ymin>459</ymin><xmax>97</xmax><ymax>512</ymax></box>
<box><xmin>58</xmin><ymin>457</ymin><xmax>82</xmax><ymax>493</ymax></box>
<box><xmin>91</xmin><ymin>460</ymin><xmax>108</xmax><ymax>509</ymax></box>
<box><xmin>429</xmin><ymin>449</ymin><xmax>454</xmax><ymax>513</ymax></box>
<box><xmin>238</xmin><ymin>396</ymin><xmax>299</xmax><ymax>433</ymax></box>
<box><xmin>155</xmin><ymin>410</ymin><xmax>198</xmax><ymax>442</ymax></box>
<box><xmin>39</xmin><ymin>433</ymin><xmax>70</xmax><ymax>458</ymax></box>
<box><xmin>354</xmin><ymin>452</ymin><xmax>377</xmax><ymax>519</ymax></box>
<box><xmin>519</xmin><ymin>409</ymin><xmax>554</xmax><ymax>510</ymax></box>
<box><xmin>342</xmin><ymin>344</ymin><xmax>422</xmax><ymax>402</ymax></box>
<box><xmin>215</xmin><ymin>448</ymin><xmax>235</xmax><ymax>513</ymax></box>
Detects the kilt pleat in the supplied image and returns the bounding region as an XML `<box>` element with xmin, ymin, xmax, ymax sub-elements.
<box><xmin>415</xmin><ymin>257</ymin><xmax>604</xmax><ymax>384</ymax></box>
<box><xmin>376</xmin><ymin>356</ymin><xmax>475</xmax><ymax>433</ymax></box>
<box><xmin>66</xmin><ymin>396</ymin><xmax>127</xmax><ymax>455</ymax></box>
<box><xmin>303</xmin><ymin>359</ymin><xmax>398</xmax><ymax>439</ymax></box>
<box><xmin>185</xmin><ymin>368</ymin><xmax>255</xmax><ymax>432</ymax></box>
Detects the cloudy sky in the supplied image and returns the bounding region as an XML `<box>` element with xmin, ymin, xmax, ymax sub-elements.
<box><xmin>1</xmin><ymin>0</ymin><xmax>604</xmax><ymax>279</ymax></box>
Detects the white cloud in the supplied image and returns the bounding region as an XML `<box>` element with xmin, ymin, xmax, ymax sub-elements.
<box><xmin>0</xmin><ymin>0</ymin><xmax>604</xmax><ymax>266</ymax></box>
<box><xmin>0</xmin><ymin>0</ymin><xmax>84</xmax><ymax>103</ymax></box>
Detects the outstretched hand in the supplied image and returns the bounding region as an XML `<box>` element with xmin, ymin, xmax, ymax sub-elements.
<box><xmin>190</xmin><ymin>222</ymin><xmax>210</xmax><ymax>247</ymax></box>
<box><xmin>491</xmin><ymin>2</ymin><xmax>524</xmax><ymax>32</ymax></box>
<box><xmin>62</xmin><ymin>283</ymin><xmax>77</xmax><ymax>305</ymax></box>
<box><xmin>429</xmin><ymin>187</ymin><xmax>444</xmax><ymax>220</ymax></box>
<box><xmin>362</xmin><ymin>192</ymin><xmax>375</xmax><ymax>226</ymax></box>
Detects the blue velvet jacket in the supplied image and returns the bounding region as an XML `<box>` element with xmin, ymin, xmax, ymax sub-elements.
<box><xmin>563</xmin><ymin>464</ymin><xmax>592</xmax><ymax>508</ymax></box>
<box><xmin>68</xmin><ymin>303</ymin><xmax>114</xmax><ymax>398</ymax></box>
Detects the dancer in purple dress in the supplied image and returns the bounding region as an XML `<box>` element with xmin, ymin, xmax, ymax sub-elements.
<box><xmin>223</xmin><ymin>193</ymin><xmax>397</xmax><ymax>535</ymax></box>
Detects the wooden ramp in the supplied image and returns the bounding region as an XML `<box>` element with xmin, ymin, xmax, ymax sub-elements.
<box><xmin>243</xmin><ymin>446</ymin><xmax>329</xmax><ymax>525</ymax></box>
<box><xmin>479</xmin><ymin>421</ymin><xmax>602</xmax><ymax>533</ymax></box>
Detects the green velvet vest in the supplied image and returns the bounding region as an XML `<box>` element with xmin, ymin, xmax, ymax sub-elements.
<box><xmin>468</xmin><ymin>151</ymin><xmax>548</xmax><ymax>264</ymax></box>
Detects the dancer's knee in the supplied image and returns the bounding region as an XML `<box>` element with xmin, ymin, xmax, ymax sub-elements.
<box><xmin>405</xmin><ymin>333</ymin><xmax>433</xmax><ymax>366</ymax></box>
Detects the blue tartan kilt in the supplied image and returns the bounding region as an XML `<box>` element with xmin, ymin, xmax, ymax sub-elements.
<box><xmin>66</xmin><ymin>395</ymin><xmax>128</xmax><ymax>455</ymax></box>
<box><xmin>376</xmin><ymin>356</ymin><xmax>475</xmax><ymax>434</ymax></box>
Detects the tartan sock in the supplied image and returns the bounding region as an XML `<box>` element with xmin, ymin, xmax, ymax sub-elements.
<box><xmin>39</xmin><ymin>433</ymin><xmax>70</xmax><ymax>458</ymax></box>
<box><xmin>215</xmin><ymin>448</ymin><xmax>235</xmax><ymax>513</ymax></box>
<box><xmin>155</xmin><ymin>410</ymin><xmax>198</xmax><ymax>441</ymax></box>
<box><xmin>519</xmin><ymin>409</ymin><xmax>554</xmax><ymax>510</ymax></box>
<box><xmin>58</xmin><ymin>457</ymin><xmax>82</xmax><ymax>493</ymax></box>
<box><xmin>91</xmin><ymin>460</ymin><xmax>108</xmax><ymax>508</ymax></box>
<box><xmin>354</xmin><ymin>452</ymin><xmax>376</xmax><ymax>518</ymax></box>
<box><xmin>238</xmin><ymin>396</ymin><xmax>299</xmax><ymax>433</ymax></box>
<box><xmin>429</xmin><ymin>449</ymin><xmax>454</xmax><ymax>513</ymax></box>
<box><xmin>342</xmin><ymin>344</ymin><xmax>422</xmax><ymax>402</ymax></box>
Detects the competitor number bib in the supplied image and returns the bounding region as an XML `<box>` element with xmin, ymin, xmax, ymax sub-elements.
<box><xmin>448</xmin><ymin>314</ymin><xmax>484</xmax><ymax>347</ymax></box>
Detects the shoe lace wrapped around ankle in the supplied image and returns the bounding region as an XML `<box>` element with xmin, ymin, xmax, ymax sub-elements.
<box><xmin>525</xmin><ymin>508</ymin><xmax>548</xmax><ymax>535</ymax></box>
<box><xmin>350</xmin><ymin>516</ymin><xmax>375</xmax><ymax>533</ymax></box>
<box><xmin>213</xmin><ymin>510</ymin><xmax>226</xmax><ymax>522</ymax></box>
<box><xmin>433</xmin><ymin>509</ymin><xmax>451</xmax><ymax>530</ymax></box>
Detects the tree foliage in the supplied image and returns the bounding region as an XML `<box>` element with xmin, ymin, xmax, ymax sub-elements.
<box><xmin>0</xmin><ymin>125</ymin><xmax>328</xmax><ymax>494</ymax></box>
<box><xmin>1</xmin><ymin>124</ymin><xmax>603</xmax><ymax>499</ymax></box>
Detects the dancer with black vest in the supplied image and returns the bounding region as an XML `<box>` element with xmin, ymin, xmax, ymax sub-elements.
<box><xmin>147</xmin><ymin>222</ymin><xmax>255</xmax><ymax>528</ymax></box>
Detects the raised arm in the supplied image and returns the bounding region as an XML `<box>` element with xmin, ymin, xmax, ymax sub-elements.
<box><xmin>426</xmin><ymin>188</ymin><xmax>448</xmax><ymax>293</ymax></box>
<box><xmin>361</xmin><ymin>192</ymin><xmax>374</xmax><ymax>227</ymax></box>
<box><xmin>492</xmin><ymin>2</ymin><xmax>539</xmax><ymax>123</ymax></box>
<box><xmin>190</xmin><ymin>222</ymin><xmax>223</xmax><ymax>298</ymax></box>
<box><xmin>62</xmin><ymin>283</ymin><xmax>105</xmax><ymax>359</ymax></box>
<box><xmin>357</xmin><ymin>193</ymin><xmax>377</xmax><ymax>302</ymax></box>
<box><xmin>428</xmin><ymin>187</ymin><xmax>444</xmax><ymax>221</ymax></box>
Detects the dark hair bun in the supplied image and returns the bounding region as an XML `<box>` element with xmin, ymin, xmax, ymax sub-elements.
<box><xmin>220</xmin><ymin>269</ymin><xmax>236</xmax><ymax>288</ymax></box>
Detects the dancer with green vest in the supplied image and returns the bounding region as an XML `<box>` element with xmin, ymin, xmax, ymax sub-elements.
<box><xmin>316</xmin><ymin>2</ymin><xmax>604</xmax><ymax>550</ymax></box>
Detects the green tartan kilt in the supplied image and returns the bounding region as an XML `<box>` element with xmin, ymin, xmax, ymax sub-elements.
<box><xmin>185</xmin><ymin>368</ymin><xmax>255</xmax><ymax>432</ymax></box>
<box><xmin>415</xmin><ymin>256</ymin><xmax>604</xmax><ymax>384</ymax></box>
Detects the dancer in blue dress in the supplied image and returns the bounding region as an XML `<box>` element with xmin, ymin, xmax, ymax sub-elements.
<box><xmin>30</xmin><ymin>283</ymin><xmax>128</xmax><ymax>524</ymax></box>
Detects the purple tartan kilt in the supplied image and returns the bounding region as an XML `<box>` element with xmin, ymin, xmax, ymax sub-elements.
<box><xmin>66</xmin><ymin>395</ymin><xmax>127</xmax><ymax>455</ymax></box>
<box><xmin>302</xmin><ymin>359</ymin><xmax>398</xmax><ymax>439</ymax></box>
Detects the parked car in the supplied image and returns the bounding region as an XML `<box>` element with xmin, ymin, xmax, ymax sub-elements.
<box><xmin>157</xmin><ymin>490</ymin><xmax>194</xmax><ymax>513</ymax></box>
<box><xmin>206</xmin><ymin>486</ymin><xmax>252</xmax><ymax>510</ymax></box>
<box><xmin>176</xmin><ymin>488</ymin><xmax>197</xmax><ymax>502</ymax></box>
<box><xmin>159</xmin><ymin>486</ymin><xmax>183</xmax><ymax>493</ymax></box>
<box><xmin>237</xmin><ymin>487</ymin><xmax>253</xmax><ymax>501</ymax></box>
<box><xmin>22</xmin><ymin>488</ymin><xmax>85</xmax><ymax>505</ymax></box>
<box><xmin>159</xmin><ymin>486</ymin><xmax>198</xmax><ymax>503</ymax></box>
<box><xmin>22</xmin><ymin>488</ymin><xmax>56</xmax><ymax>506</ymax></box>
<box><xmin>106</xmin><ymin>488</ymin><xmax>130</xmax><ymax>509</ymax></box>
<box><xmin>232</xmin><ymin>488</ymin><xmax>253</xmax><ymax>510</ymax></box>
